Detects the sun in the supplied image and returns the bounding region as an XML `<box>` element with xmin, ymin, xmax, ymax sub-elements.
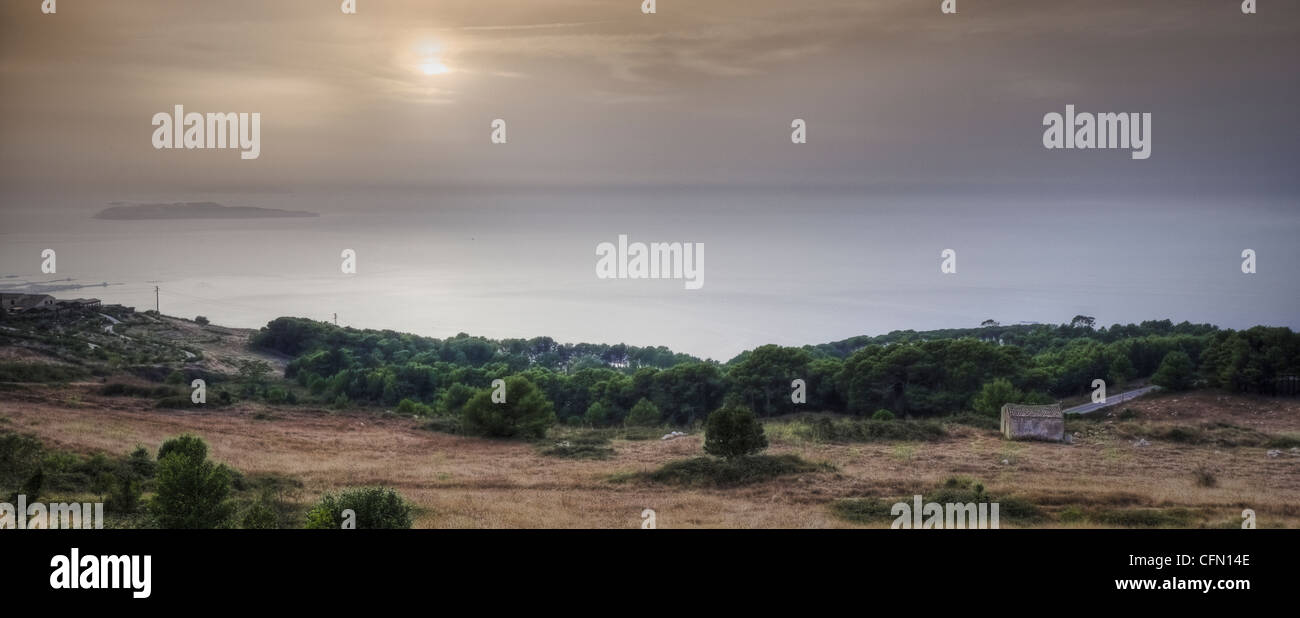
<box><xmin>420</xmin><ymin>60</ymin><xmax>449</xmax><ymax>76</ymax></box>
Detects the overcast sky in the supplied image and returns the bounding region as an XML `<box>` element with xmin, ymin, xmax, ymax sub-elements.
<box><xmin>2</xmin><ymin>0</ymin><xmax>1297</xmax><ymax>197</ymax></box>
<box><xmin>1</xmin><ymin>1</ymin><xmax>1297</xmax><ymax>357</ymax></box>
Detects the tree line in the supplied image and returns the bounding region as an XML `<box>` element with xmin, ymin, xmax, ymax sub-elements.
<box><xmin>250</xmin><ymin>317</ymin><xmax>1300</xmax><ymax>425</ymax></box>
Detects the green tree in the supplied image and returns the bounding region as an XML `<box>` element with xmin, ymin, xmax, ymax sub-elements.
<box><xmin>437</xmin><ymin>383</ymin><xmax>476</xmax><ymax>416</ymax></box>
<box><xmin>152</xmin><ymin>434</ymin><xmax>233</xmax><ymax>528</ymax></box>
<box><xmin>1151</xmin><ymin>350</ymin><xmax>1195</xmax><ymax>391</ymax></box>
<box><xmin>625</xmin><ymin>398</ymin><xmax>661</xmax><ymax>426</ymax></box>
<box><xmin>584</xmin><ymin>400</ymin><xmax>613</xmax><ymax>426</ymax></box>
<box><xmin>726</xmin><ymin>345</ymin><xmax>813</xmax><ymax>416</ymax></box>
<box><xmin>972</xmin><ymin>378</ymin><xmax>1025</xmax><ymax>417</ymax></box>
<box><xmin>703</xmin><ymin>405</ymin><xmax>768</xmax><ymax>460</ymax></box>
<box><xmin>304</xmin><ymin>486</ymin><xmax>413</xmax><ymax>529</ymax></box>
<box><xmin>460</xmin><ymin>376</ymin><xmax>556</xmax><ymax>439</ymax></box>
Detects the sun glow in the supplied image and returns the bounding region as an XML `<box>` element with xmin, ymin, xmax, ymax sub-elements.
<box><xmin>421</xmin><ymin>60</ymin><xmax>449</xmax><ymax>76</ymax></box>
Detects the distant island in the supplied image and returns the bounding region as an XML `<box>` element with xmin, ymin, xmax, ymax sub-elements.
<box><xmin>95</xmin><ymin>201</ymin><xmax>318</xmax><ymax>220</ymax></box>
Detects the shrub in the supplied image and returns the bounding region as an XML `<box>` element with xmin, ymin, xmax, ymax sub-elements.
<box><xmin>99</xmin><ymin>383</ymin><xmax>176</xmax><ymax>398</ymax></box>
<box><xmin>437</xmin><ymin>383</ymin><xmax>476</xmax><ymax>416</ymax></box>
<box><xmin>127</xmin><ymin>446</ymin><xmax>156</xmax><ymax>478</ymax></box>
<box><xmin>304</xmin><ymin>486</ymin><xmax>413</xmax><ymax>529</ymax></box>
<box><xmin>0</xmin><ymin>432</ymin><xmax>44</xmax><ymax>489</ymax></box>
<box><xmin>396</xmin><ymin>398</ymin><xmax>434</xmax><ymax>416</ymax></box>
<box><xmin>625</xmin><ymin>398</ymin><xmax>661</xmax><ymax>426</ymax></box>
<box><xmin>703</xmin><ymin>405</ymin><xmax>768</xmax><ymax>460</ymax></box>
<box><xmin>871</xmin><ymin>409</ymin><xmax>895</xmax><ymax>421</ymax></box>
<box><xmin>0</xmin><ymin>362</ymin><xmax>85</xmax><ymax>383</ymax></box>
<box><xmin>240</xmin><ymin>490</ymin><xmax>280</xmax><ymax>529</ymax></box>
<box><xmin>643</xmin><ymin>454</ymin><xmax>830</xmax><ymax>487</ymax></box>
<box><xmin>972</xmin><ymin>378</ymin><xmax>1024</xmax><ymax>417</ymax></box>
<box><xmin>540</xmin><ymin>434</ymin><xmax>615</xmax><ymax>459</ymax></box>
<box><xmin>194</xmin><ymin>316</ymin><xmax>209</xmax><ymax>325</ymax></box>
<box><xmin>105</xmin><ymin>477</ymin><xmax>142</xmax><ymax>513</ymax></box>
<box><xmin>152</xmin><ymin>434</ymin><xmax>233</xmax><ymax>529</ymax></box>
<box><xmin>460</xmin><ymin>376</ymin><xmax>555</xmax><ymax>439</ymax></box>
<box><xmin>421</xmin><ymin>416</ymin><xmax>461</xmax><ymax>435</ymax></box>
<box><xmin>830</xmin><ymin>497</ymin><xmax>895</xmax><ymax>524</ymax></box>
<box><xmin>1193</xmin><ymin>466</ymin><xmax>1217</xmax><ymax>488</ymax></box>
<box><xmin>264</xmin><ymin>387</ymin><xmax>286</xmax><ymax>404</ymax></box>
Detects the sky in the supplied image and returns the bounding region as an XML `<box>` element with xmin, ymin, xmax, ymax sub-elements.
<box><xmin>2</xmin><ymin>0</ymin><xmax>1297</xmax><ymax>193</ymax></box>
<box><xmin>0</xmin><ymin>0</ymin><xmax>1297</xmax><ymax>359</ymax></box>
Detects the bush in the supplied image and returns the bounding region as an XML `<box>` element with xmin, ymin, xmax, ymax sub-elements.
<box><xmin>703</xmin><ymin>405</ymin><xmax>768</xmax><ymax>460</ymax></box>
<box><xmin>127</xmin><ymin>446</ymin><xmax>156</xmax><ymax>478</ymax></box>
<box><xmin>240</xmin><ymin>490</ymin><xmax>281</xmax><ymax>529</ymax></box>
<box><xmin>194</xmin><ymin>316</ymin><xmax>209</xmax><ymax>325</ymax></box>
<box><xmin>972</xmin><ymin>378</ymin><xmax>1024</xmax><ymax>417</ymax></box>
<box><xmin>625</xmin><ymin>398</ymin><xmax>661</xmax><ymax>426</ymax></box>
<box><xmin>396</xmin><ymin>398</ymin><xmax>434</xmax><ymax>416</ymax></box>
<box><xmin>304</xmin><ymin>486</ymin><xmax>414</xmax><ymax>529</ymax></box>
<box><xmin>871</xmin><ymin>409</ymin><xmax>895</xmax><ymax>421</ymax></box>
<box><xmin>421</xmin><ymin>416</ymin><xmax>461</xmax><ymax>435</ymax></box>
<box><xmin>152</xmin><ymin>434</ymin><xmax>233</xmax><ymax>528</ymax></box>
<box><xmin>437</xmin><ymin>383</ymin><xmax>476</xmax><ymax>416</ymax></box>
<box><xmin>830</xmin><ymin>497</ymin><xmax>895</xmax><ymax>524</ymax></box>
<box><xmin>105</xmin><ymin>477</ymin><xmax>142</xmax><ymax>513</ymax></box>
<box><xmin>0</xmin><ymin>362</ymin><xmax>85</xmax><ymax>383</ymax></box>
<box><xmin>99</xmin><ymin>383</ymin><xmax>177</xmax><ymax>398</ymax></box>
<box><xmin>643</xmin><ymin>454</ymin><xmax>830</xmax><ymax>487</ymax></box>
<box><xmin>460</xmin><ymin>376</ymin><xmax>555</xmax><ymax>439</ymax></box>
<box><xmin>539</xmin><ymin>433</ymin><xmax>615</xmax><ymax>459</ymax></box>
<box><xmin>0</xmin><ymin>432</ymin><xmax>44</xmax><ymax>489</ymax></box>
<box><xmin>1193</xmin><ymin>466</ymin><xmax>1217</xmax><ymax>488</ymax></box>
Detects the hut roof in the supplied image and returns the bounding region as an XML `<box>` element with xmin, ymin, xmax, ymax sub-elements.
<box><xmin>1001</xmin><ymin>403</ymin><xmax>1062</xmax><ymax>419</ymax></box>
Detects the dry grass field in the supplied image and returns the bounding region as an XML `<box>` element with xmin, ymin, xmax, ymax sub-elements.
<box><xmin>2</xmin><ymin>378</ymin><xmax>1297</xmax><ymax>528</ymax></box>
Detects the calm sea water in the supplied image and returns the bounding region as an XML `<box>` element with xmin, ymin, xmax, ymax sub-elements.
<box><xmin>2</xmin><ymin>189</ymin><xmax>1296</xmax><ymax>361</ymax></box>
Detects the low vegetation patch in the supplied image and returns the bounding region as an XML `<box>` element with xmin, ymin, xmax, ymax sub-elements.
<box><xmin>538</xmin><ymin>433</ymin><xmax>615</xmax><ymax>459</ymax></box>
<box><xmin>1091</xmin><ymin>507</ymin><xmax>1196</xmax><ymax>527</ymax></box>
<box><xmin>637</xmin><ymin>454</ymin><xmax>833</xmax><ymax>488</ymax></box>
<box><xmin>100</xmin><ymin>383</ymin><xmax>179</xmax><ymax>398</ymax></box>
<box><xmin>0</xmin><ymin>362</ymin><xmax>86</xmax><ymax>383</ymax></box>
<box><xmin>832</xmin><ymin>477</ymin><xmax>1044</xmax><ymax>526</ymax></box>
<box><xmin>1118</xmin><ymin>421</ymin><xmax>1293</xmax><ymax>448</ymax></box>
<box><xmin>939</xmin><ymin>413</ymin><xmax>1000</xmax><ymax>431</ymax></box>
<box><xmin>420</xmin><ymin>416</ymin><xmax>462</xmax><ymax>435</ymax></box>
<box><xmin>769</xmin><ymin>416</ymin><xmax>947</xmax><ymax>444</ymax></box>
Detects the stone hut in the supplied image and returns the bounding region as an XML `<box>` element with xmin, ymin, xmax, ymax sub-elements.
<box><xmin>1000</xmin><ymin>403</ymin><xmax>1064</xmax><ymax>442</ymax></box>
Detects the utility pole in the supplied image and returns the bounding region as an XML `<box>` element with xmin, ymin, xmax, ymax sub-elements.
<box><xmin>154</xmin><ymin>286</ymin><xmax>159</xmax><ymax>314</ymax></box>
